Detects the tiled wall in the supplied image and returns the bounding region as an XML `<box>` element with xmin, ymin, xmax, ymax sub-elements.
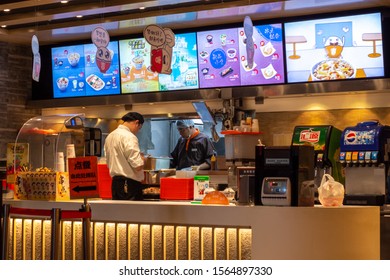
<box><xmin>258</xmin><ymin>107</ymin><xmax>390</xmax><ymax>146</ymax></box>
<box><xmin>0</xmin><ymin>42</ymin><xmax>41</xmax><ymax>158</ymax></box>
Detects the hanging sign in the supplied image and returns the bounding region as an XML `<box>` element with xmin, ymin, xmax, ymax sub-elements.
<box><xmin>143</xmin><ymin>24</ymin><xmax>175</xmax><ymax>74</ymax></box>
<box><xmin>91</xmin><ymin>27</ymin><xmax>112</xmax><ymax>73</ymax></box>
<box><xmin>31</xmin><ymin>35</ymin><xmax>41</xmax><ymax>82</ymax></box>
<box><xmin>68</xmin><ymin>156</ymin><xmax>100</xmax><ymax>198</ymax></box>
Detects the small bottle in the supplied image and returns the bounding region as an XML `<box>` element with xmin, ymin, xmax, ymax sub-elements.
<box><xmin>211</xmin><ymin>154</ymin><xmax>216</xmax><ymax>170</ymax></box>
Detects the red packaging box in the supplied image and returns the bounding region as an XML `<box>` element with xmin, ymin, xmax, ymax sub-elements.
<box><xmin>160</xmin><ymin>178</ymin><xmax>194</xmax><ymax>200</ymax></box>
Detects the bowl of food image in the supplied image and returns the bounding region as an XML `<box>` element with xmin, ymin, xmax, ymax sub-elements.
<box><xmin>132</xmin><ymin>56</ymin><xmax>144</xmax><ymax>70</ymax></box>
<box><xmin>311</xmin><ymin>59</ymin><xmax>356</xmax><ymax>81</ymax></box>
<box><xmin>57</xmin><ymin>77</ymin><xmax>69</xmax><ymax>91</ymax></box>
<box><xmin>67</xmin><ymin>52</ymin><xmax>80</xmax><ymax>67</ymax></box>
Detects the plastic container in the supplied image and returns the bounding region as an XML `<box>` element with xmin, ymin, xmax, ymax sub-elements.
<box><xmin>97</xmin><ymin>164</ymin><xmax>112</xmax><ymax>199</ymax></box>
<box><xmin>160</xmin><ymin>177</ymin><xmax>194</xmax><ymax>200</ymax></box>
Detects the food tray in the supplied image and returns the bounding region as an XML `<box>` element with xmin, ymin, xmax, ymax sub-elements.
<box><xmin>86</xmin><ymin>74</ymin><xmax>105</xmax><ymax>91</ymax></box>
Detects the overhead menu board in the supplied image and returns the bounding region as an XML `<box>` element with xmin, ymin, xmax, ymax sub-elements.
<box><xmin>285</xmin><ymin>12</ymin><xmax>384</xmax><ymax>83</ymax></box>
<box><xmin>238</xmin><ymin>24</ymin><xmax>284</xmax><ymax>85</ymax></box>
<box><xmin>119</xmin><ymin>32</ymin><xmax>199</xmax><ymax>94</ymax></box>
<box><xmin>197</xmin><ymin>24</ymin><xmax>285</xmax><ymax>89</ymax></box>
<box><xmin>51</xmin><ymin>42</ymin><xmax>120</xmax><ymax>98</ymax></box>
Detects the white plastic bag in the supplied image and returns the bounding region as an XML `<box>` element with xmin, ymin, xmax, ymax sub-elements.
<box><xmin>318</xmin><ymin>174</ymin><xmax>344</xmax><ymax>207</ymax></box>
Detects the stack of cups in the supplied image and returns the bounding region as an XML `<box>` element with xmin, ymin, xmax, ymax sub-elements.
<box><xmin>56</xmin><ymin>152</ymin><xmax>65</xmax><ymax>172</ymax></box>
<box><xmin>66</xmin><ymin>144</ymin><xmax>76</xmax><ymax>172</ymax></box>
<box><xmin>251</xmin><ymin>119</ymin><xmax>259</xmax><ymax>132</ymax></box>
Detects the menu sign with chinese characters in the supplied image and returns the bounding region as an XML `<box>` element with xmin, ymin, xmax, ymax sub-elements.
<box><xmin>119</xmin><ymin>38</ymin><xmax>159</xmax><ymax>93</ymax></box>
<box><xmin>158</xmin><ymin>32</ymin><xmax>199</xmax><ymax>91</ymax></box>
<box><xmin>51</xmin><ymin>42</ymin><xmax>120</xmax><ymax>98</ymax></box>
<box><xmin>197</xmin><ymin>28</ymin><xmax>241</xmax><ymax>88</ymax></box>
<box><xmin>238</xmin><ymin>24</ymin><xmax>285</xmax><ymax>85</ymax></box>
<box><xmin>68</xmin><ymin>156</ymin><xmax>99</xmax><ymax>199</ymax></box>
<box><xmin>197</xmin><ymin>25</ymin><xmax>285</xmax><ymax>88</ymax></box>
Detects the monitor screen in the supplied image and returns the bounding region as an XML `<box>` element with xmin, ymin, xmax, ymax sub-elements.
<box><xmin>51</xmin><ymin>41</ymin><xmax>121</xmax><ymax>98</ymax></box>
<box><xmin>192</xmin><ymin>101</ymin><xmax>216</xmax><ymax>125</ymax></box>
<box><xmin>119</xmin><ymin>32</ymin><xmax>199</xmax><ymax>94</ymax></box>
<box><xmin>197</xmin><ymin>23</ymin><xmax>285</xmax><ymax>89</ymax></box>
<box><xmin>285</xmin><ymin>12</ymin><xmax>385</xmax><ymax>83</ymax></box>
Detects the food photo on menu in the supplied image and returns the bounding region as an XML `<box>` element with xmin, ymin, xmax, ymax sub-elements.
<box><xmin>84</xmin><ymin>42</ymin><xmax>120</xmax><ymax>96</ymax></box>
<box><xmin>238</xmin><ymin>23</ymin><xmax>285</xmax><ymax>85</ymax></box>
<box><xmin>197</xmin><ymin>28</ymin><xmax>241</xmax><ymax>88</ymax></box>
<box><xmin>52</xmin><ymin>45</ymin><xmax>85</xmax><ymax>98</ymax></box>
<box><xmin>158</xmin><ymin>32</ymin><xmax>199</xmax><ymax>91</ymax></box>
<box><xmin>119</xmin><ymin>38</ymin><xmax>159</xmax><ymax>94</ymax></box>
<box><xmin>285</xmin><ymin>12</ymin><xmax>384</xmax><ymax>83</ymax></box>
<box><xmin>51</xmin><ymin>43</ymin><xmax>120</xmax><ymax>98</ymax></box>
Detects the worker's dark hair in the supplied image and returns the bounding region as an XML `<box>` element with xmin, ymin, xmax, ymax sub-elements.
<box><xmin>121</xmin><ymin>112</ymin><xmax>144</xmax><ymax>124</ymax></box>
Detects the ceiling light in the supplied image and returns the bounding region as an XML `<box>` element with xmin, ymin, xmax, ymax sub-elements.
<box><xmin>76</xmin><ymin>15</ymin><xmax>83</xmax><ymax>18</ymax></box>
<box><xmin>1</xmin><ymin>25</ymin><xmax>6</xmax><ymax>28</ymax></box>
<box><xmin>139</xmin><ymin>7</ymin><xmax>145</xmax><ymax>10</ymax></box>
<box><xmin>4</xmin><ymin>9</ymin><xmax>11</xmax><ymax>12</ymax></box>
<box><xmin>60</xmin><ymin>1</ymin><xmax>69</xmax><ymax>3</ymax></box>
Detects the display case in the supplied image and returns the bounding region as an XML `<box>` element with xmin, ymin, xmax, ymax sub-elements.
<box><xmin>12</xmin><ymin>114</ymin><xmax>85</xmax><ymax>200</ymax></box>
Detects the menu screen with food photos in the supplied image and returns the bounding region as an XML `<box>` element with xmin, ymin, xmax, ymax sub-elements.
<box><xmin>52</xmin><ymin>42</ymin><xmax>121</xmax><ymax>98</ymax></box>
<box><xmin>238</xmin><ymin>23</ymin><xmax>284</xmax><ymax>85</ymax></box>
<box><xmin>119</xmin><ymin>38</ymin><xmax>159</xmax><ymax>93</ymax></box>
<box><xmin>197</xmin><ymin>25</ymin><xmax>285</xmax><ymax>89</ymax></box>
<box><xmin>197</xmin><ymin>28</ymin><xmax>241</xmax><ymax>88</ymax></box>
<box><xmin>285</xmin><ymin>12</ymin><xmax>384</xmax><ymax>83</ymax></box>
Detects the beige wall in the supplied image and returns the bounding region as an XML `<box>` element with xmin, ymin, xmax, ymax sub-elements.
<box><xmin>258</xmin><ymin>107</ymin><xmax>390</xmax><ymax>146</ymax></box>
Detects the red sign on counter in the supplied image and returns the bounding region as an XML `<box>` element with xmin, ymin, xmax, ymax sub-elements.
<box><xmin>68</xmin><ymin>156</ymin><xmax>99</xmax><ymax>199</ymax></box>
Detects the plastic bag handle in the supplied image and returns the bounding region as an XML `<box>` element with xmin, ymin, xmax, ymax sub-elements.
<box><xmin>320</xmin><ymin>173</ymin><xmax>334</xmax><ymax>187</ymax></box>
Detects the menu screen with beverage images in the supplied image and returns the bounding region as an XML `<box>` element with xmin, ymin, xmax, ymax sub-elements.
<box><xmin>158</xmin><ymin>32</ymin><xmax>199</xmax><ymax>91</ymax></box>
<box><xmin>197</xmin><ymin>24</ymin><xmax>285</xmax><ymax>88</ymax></box>
<box><xmin>197</xmin><ymin>28</ymin><xmax>241</xmax><ymax>88</ymax></box>
<box><xmin>51</xmin><ymin>42</ymin><xmax>121</xmax><ymax>98</ymax></box>
<box><xmin>285</xmin><ymin>12</ymin><xmax>384</xmax><ymax>83</ymax></box>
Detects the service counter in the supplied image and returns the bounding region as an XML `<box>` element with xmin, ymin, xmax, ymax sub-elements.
<box><xmin>3</xmin><ymin>199</ymin><xmax>380</xmax><ymax>260</ymax></box>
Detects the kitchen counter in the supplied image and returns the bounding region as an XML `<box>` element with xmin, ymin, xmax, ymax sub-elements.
<box><xmin>3</xmin><ymin>198</ymin><xmax>380</xmax><ymax>260</ymax></box>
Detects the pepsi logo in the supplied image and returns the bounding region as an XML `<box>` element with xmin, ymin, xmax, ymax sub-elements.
<box><xmin>345</xmin><ymin>131</ymin><xmax>356</xmax><ymax>143</ymax></box>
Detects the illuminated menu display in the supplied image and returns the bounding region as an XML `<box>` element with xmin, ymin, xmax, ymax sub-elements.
<box><xmin>197</xmin><ymin>28</ymin><xmax>241</xmax><ymax>88</ymax></box>
<box><xmin>197</xmin><ymin>24</ymin><xmax>284</xmax><ymax>88</ymax></box>
<box><xmin>158</xmin><ymin>32</ymin><xmax>199</xmax><ymax>91</ymax></box>
<box><xmin>119</xmin><ymin>32</ymin><xmax>199</xmax><ymax>94</ymax></box>
<box><xmin>285</xmin><ymin>12</ymin><xmax>384</xmax><ymax>83</ymax></box>
<box><xmin>119</xmin><ymin>38</ymin><xmax>158</xmax><ymax>93</ymax></box>
<box><xmin>52</xmin><ymin>42</ymin><xmax>120</xmax><ymax>98</ymax></box>
<box><xmin>238</xmin><ymin>24</ymin><xmax>284</xmax><ymax>85</ymax></box>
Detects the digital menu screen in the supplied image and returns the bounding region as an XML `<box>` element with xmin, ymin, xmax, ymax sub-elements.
<box><xmin>159</xmin><ymin>32</ymin><xmax>199</xmax><ymax>91</ymax></box>
<box><xmin>119</xmin><ymin>38</ymin><xmax>159</xmax><ymax>93</ymax></box>
<box><xmin>52</xmin><ymin>42</ymin><xmax>120</xmax><ymax>98</ymax></box>
<box><xmin>197</xmin><ymin>24</ymin><xmax>284</xmax><ymax>88</ymax></box>
<box><xmin>238</xmin><ymin>23</ymin><xmax>284</xmax><ymax>85</ymax></box>
<box><xmin>197</xmin><ymin>28</ymin><xmax>241</xmax><ymax>88</ymax></box>
<box><xmin>285</xmin><ymin>12</ymin><xmax>384</xmax><ymax>83</ymax></box>
<box><xmin>119</xmin><ymin>33</ymin><xmax>199</xmax><ymax>93</ymax></box>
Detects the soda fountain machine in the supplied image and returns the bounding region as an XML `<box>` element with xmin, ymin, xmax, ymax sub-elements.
<box><xmin>340</xmin><ymin>120</ymin><xmax>390</xmax><ymax>205</ymax></box>
<box><xmin>291</xmin><ymin>125</ymin><xmax>344</xmax><ymax>202</ymax></box>
<box><xmin>254</xmin><ymin>145</ymin><xmax>314</xmax><ymax>206</ymax></box>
